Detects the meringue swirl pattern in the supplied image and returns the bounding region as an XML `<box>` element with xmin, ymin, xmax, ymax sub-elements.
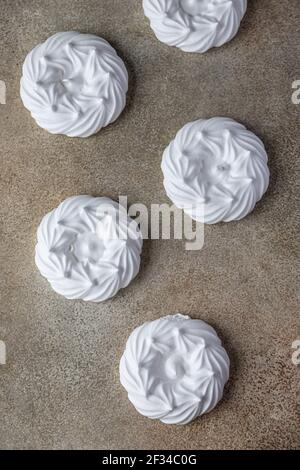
<box><xmin>143</xmin><ymin>0</ymin><xmax>247</xmax><ymax>53</ymax></box>
<box><xmin>35</xmin><ymin>196</ymin><xmax>143</xmax><ymax>302</ymax></box>
<box><xmin>120</xmin><ymin>314</ymin><xmax>230</xmax><ymax>425</ymax></box>
<box><xmin>161</xmin><ymin>117</ymin><xmax>270</xmax><ymax>224</ymax></box>
<box><xmin>20</xmin><ymin>32</ymin><xmax>128</xmax><ymax>137</ymax></box>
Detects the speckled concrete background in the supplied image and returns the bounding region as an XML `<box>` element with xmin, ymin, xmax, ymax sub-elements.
<box><xmin>0</xmin><ymin>0</ymin><xmax>299</xmax><ymax>450</ymax></box>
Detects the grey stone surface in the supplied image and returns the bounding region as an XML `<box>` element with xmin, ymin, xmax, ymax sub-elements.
<box><xmin>0</xmin><ymin>0</ymin><xmax>299</xmax><ymax>450</ymax></box>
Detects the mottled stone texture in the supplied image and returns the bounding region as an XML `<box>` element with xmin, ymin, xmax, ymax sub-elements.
<box><xmin>0</xmin><ymin>0</ymin><xmax>299</xmax><ymax>450</ymax></box>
